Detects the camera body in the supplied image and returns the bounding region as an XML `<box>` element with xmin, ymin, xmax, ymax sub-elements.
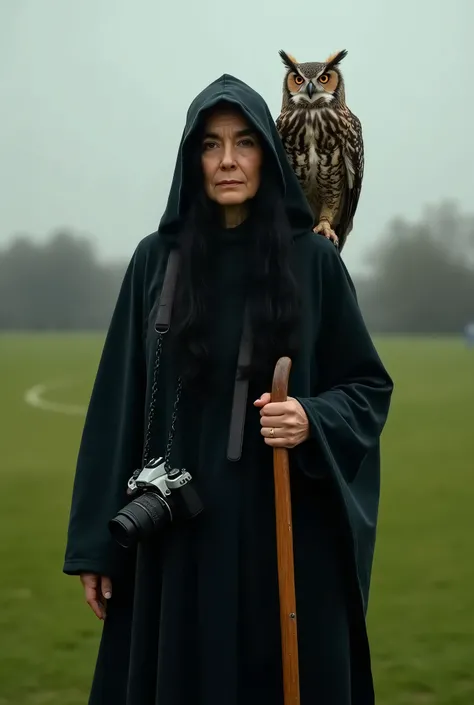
<box><xmin>127</xmin><ymin>456</ymin><xmax>192</xmax><ymax>503</ymax></box>
<box><xmin>108</xmin><ymin>457</ymin><xmax>203</xmax><ymax>549</ymax></box>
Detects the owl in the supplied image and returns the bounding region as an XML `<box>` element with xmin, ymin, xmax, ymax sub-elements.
<box><xmin>276</xmin><ymin>49</ymin><xmax>364</xmax><ymax>251</ymax></box>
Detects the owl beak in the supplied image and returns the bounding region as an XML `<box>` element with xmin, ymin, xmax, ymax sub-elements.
<box><xmin>306</xmin><ymin>82</ymin><xmax>315</xmax><ymax>98</ymax></box>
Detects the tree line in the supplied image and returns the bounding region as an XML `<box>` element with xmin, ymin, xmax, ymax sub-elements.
<box><xmin>357</xmin><ymin>200</ymin><xmax>474</xmax><ymax>333</ymax></box>
<box><xmin>0</xmin><ymin>200</ymin><xmax>473</xmax><ymax>334</ymax></box>
<box><xmin>0</xmin><ymin>231</ymin><xmax>125</xmax><ymax>330</ymax></box>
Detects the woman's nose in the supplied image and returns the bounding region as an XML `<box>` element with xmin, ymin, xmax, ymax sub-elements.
<box><xmin>220</xmin><ymin>143</ymin><xmax>237</xmax><ymax>169</ymax></box>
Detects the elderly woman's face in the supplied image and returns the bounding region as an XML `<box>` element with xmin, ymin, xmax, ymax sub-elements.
<box><xmin>201</xmin><ymin>108</ymin><xmax>263</xmax><ymax>208</ymax></box>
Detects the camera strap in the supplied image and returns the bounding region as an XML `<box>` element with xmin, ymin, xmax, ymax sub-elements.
<box><xmin>141</xmin><ymin>249</ymin><xmax>181</xmax><ymax>468</ymax></box>
<box><xmin>226</xmin><ymin>308</ymin><xmax>252</xmax><ymax>462</ymax></box>
<box><xmin>155</xmin><ymin>248</ymin><xmax>180</xmax><ymax>334</ymax></box>
<box><xmin>143</xmin><ymin>248</ymin><xmax>252</xmax><ymax>467</ymax></box>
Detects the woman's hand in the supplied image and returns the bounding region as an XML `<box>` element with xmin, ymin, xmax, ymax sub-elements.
<box><xmin>80</xmin><ymin>573</ymin><xmax>112</xmax><ymax>620</ymax></box>
<box><xmin>254</xmin><ymin>394</ymin><xmax>310</xmax><ymax>448</ymax></box>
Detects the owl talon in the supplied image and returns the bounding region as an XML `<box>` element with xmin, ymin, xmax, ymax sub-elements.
<box><xmin>313</xmin><ymin>221</ymin><xmax>339</xmax><ymax>247</ymax></box>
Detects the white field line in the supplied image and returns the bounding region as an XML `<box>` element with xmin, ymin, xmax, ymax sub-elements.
<box><xmin>24</xmin><ymin>381</ymin><xmax>86</xmax><ymax>416</ymax></box>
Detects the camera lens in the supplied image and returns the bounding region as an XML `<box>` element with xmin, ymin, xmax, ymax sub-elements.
<box><xmin>108</xmin><ymin>491</ymin><xmax>171</xmax><ymax>548</ymax></box>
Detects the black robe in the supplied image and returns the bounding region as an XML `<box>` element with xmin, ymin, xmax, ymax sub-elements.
<box><xmin>63</xmin><ymin>74</ymin><xmax>393</xmax><ymax>704</ymax></box>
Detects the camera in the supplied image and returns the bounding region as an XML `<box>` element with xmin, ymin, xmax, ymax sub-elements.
<box><xmin>108</xmin><ymin>457</ymin><xmax>203</xmax><ymax>549</ymax></box>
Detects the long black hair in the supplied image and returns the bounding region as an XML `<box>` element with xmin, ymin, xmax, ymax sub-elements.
<box><xmin>170</xmin><ymin>124</ymin><xmax>302</xmax><ymax>389</ymax></box>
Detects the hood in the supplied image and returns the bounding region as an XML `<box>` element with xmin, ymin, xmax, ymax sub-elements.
<box><xmin>157</xmin><ymin>74</ymin><xmax>314</xmax><ymax>243</ymax></box>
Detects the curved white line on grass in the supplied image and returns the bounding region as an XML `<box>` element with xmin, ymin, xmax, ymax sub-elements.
<box><xmin>24</xmin><ymin>381</ymin><xmax>86</xmax><ymax>416</ymax></box>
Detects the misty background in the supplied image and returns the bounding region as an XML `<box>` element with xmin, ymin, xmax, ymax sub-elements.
<box><xmin>0</xmin><ymin>0</ymin><xmax>473</xmax><ymax>331</ymax></box>
<box><xmin>1</xmin><ymin>4</ymin><xmax>474</xmax><ymax>704</ymax></box>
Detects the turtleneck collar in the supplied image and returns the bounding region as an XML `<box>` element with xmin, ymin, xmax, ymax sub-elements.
<box><xmin>213</xmin><ymin>217</ymin><xmax>253</xmax><ymax>246</ymax></box>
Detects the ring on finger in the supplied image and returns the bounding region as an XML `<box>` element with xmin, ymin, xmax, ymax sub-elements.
<box><xmin>270</xmin><ymin>427</ymin><xmax>275</xmax><ymax>438</ymax></box>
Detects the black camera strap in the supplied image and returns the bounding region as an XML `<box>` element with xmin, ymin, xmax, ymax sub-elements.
<box><xmin>154</xmin><ymin>249</ymin><xmax>180</xmax><ymax>335</ymax></box>
<box><xmin>141</xmin><ymin>249</ymin><xmax>181</xmax><ymax>469</ymax></box>
<box><xmin>227</xmin><ymin>308</ymin><xmax>252</xmax><ymax>462</ymax></box>
<box><xmin>142</xmin><ymin>248</ymin><xmax>251</xmax><ymax>468</ymax></box>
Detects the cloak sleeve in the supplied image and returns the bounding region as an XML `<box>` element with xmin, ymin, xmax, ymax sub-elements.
<box><xmin>63</xmin><ymin>239</ymin><xmax>150</xmax><ymax>578</ymax></box>
<box><xmin>294</xmin><ymin>241</ymin><xmax>393</xmax><ymax>485</ymax></box>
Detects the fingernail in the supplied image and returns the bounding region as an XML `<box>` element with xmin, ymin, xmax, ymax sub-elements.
<box><xmin>104</xmin><ymin>591</ymin><xmax>112</xmax><ymax>599</ymax></box>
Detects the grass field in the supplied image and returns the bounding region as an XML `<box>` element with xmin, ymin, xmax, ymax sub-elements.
<box><xmin>0</xmin><ymin>333</ymin><xmax>473</xmax><ymax>704</ymax></box>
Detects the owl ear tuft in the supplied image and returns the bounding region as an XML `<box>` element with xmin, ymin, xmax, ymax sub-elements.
<box><xmin>325</xmin><ymin>50</ymin><xmax>348</xmax><ymax>70</ymax></box>
<box><xmin>279</xmin><ymin>50</ymin><xmax>299</xmax><ymax>73</ymax></box>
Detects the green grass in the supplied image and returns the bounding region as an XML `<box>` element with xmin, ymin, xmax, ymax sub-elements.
<box><xmin>0</xmin><ymin>333</ymin><xmax>473</xmax><ymax>704</ymax></box>
<box><xmin>367</xmin><ymin>338</ymin><xmax>474</xmax><ymax>704</ymax></box>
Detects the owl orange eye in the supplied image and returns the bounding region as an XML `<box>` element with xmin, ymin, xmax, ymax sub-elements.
<box><xmin>294</xmin><ymin>75</ymin><xmax>304</xmax><ymax>85</ymax></box>
<box><xmin>319</xmin><ymin>74</ymin><xmax>330</xmax><ymax>84</ymax></box>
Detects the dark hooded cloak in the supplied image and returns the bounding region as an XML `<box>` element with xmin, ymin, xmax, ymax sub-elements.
<box><xmin>63</xmin><ymin>74</ymin><xmax>393</xmax><ymax>705</ymax></box>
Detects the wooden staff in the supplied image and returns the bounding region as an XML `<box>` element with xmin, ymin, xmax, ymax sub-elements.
<box><xmin>271</xmin><ymin>356</ymin><xmax>300</xmax><ymax>705</ymax></box>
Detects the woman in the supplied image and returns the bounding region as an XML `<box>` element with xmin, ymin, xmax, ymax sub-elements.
<box><xmin>63</xmin><ymin>74</ymin><xmax>393</xmax><ymax>704</ymax></box>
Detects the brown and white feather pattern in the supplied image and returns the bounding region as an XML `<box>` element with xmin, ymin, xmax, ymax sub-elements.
<box><xmin>277</xmin><ymin>104</ymin><xmax>363</xmax><ymax>250</ymax></box>
<box><xmin>275</xmin><ymin>50</ymin><xmax>364</xmax><ymax>251</ymax></box>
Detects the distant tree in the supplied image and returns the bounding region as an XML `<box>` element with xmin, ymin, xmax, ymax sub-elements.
<box><xmin>0</xmin><ymin>235</ymin><xmax>39</xmax><ymax>329</ymax></box>
<box><xmin>2</xmin><ymin>204</ymin><xmax>473</xmax><ymax>334</ymax></box>
<box><xmin>0</xmin><ymin>229</ymin><xmax>127</xmax><ymax>330</ymax></box>
<box><xmin>358</xmin><ymin>200</ymin><xmax>474</xmax><ymax>334</ymax></box>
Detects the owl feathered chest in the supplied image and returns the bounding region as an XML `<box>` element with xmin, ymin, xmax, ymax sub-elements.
<box><xmin>278</xmin><ymin>108</ymin><xmax>350</xmax><ymax>187</ymax></box>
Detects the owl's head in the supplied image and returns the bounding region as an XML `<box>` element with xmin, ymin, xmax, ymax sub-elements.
<box><xmin>279</xmin><ymin>49</ymin><xmax>348</xmax><ymax>109</ymax></box>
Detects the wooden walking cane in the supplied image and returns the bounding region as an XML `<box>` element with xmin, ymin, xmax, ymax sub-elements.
<box><xmin>271</xmin><ymin>356</ymin><xmax>300</xmax><ymax>705</ymax></box>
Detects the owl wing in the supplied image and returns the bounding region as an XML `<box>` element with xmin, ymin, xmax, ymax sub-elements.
<box><xmin>275</xmin><ymin>112</ymin><xmax>283</xmax><ymax>133</ymax></box>
<box><xmin>336</xmin><ymin>112</ymin><xmax>364</xmax><ymax>248</ymax></box>
<box><xmin>275</xmin><ymin>110</ymin><xmax>299</xmax><ymax>174</ymax></box>
<box><xmin>275</xmin><ymin>111</ymin><xmax>289</xmax><ymax>145</ymax></box>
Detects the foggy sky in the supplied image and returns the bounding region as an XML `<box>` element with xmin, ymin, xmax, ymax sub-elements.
<box><xmin>0</xmin><ymin>0</ymin><xmax>471</xmax><ymax>274</ymax></box>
